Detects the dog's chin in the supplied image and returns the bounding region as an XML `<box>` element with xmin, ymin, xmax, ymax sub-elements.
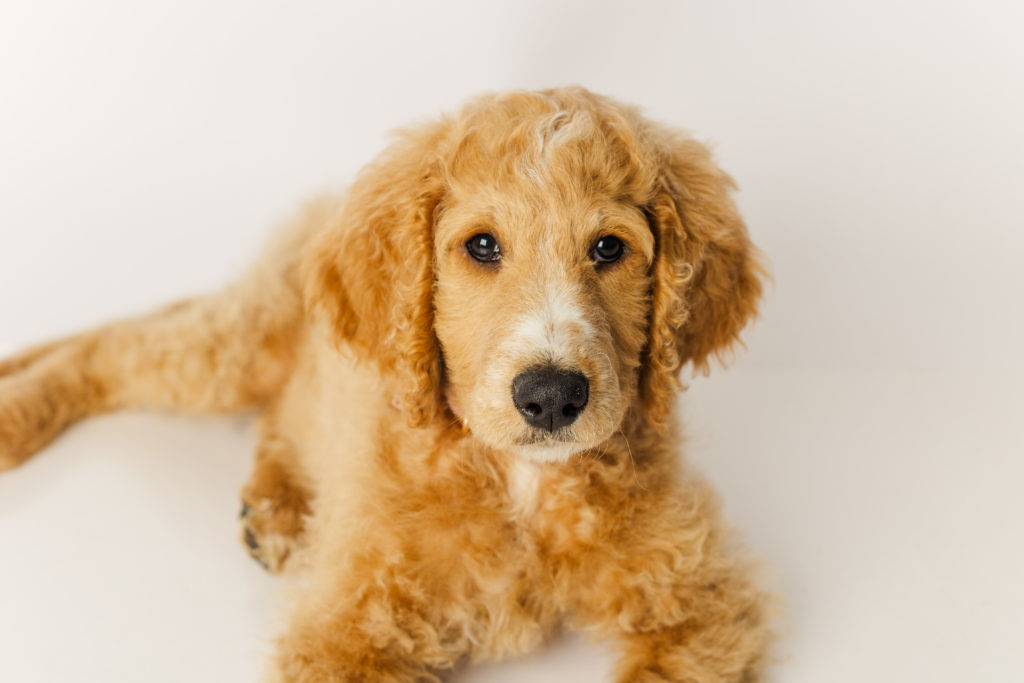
<box><xmin>508</xmin><ymin>441</ymin><xmax>583</xmax><ymax>464</ymax></box>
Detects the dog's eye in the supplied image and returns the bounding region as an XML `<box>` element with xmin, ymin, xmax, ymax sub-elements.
<box><xmin>466</xmin><ymin>233</ymin><xmax>502</xmax><ymax>263</ymax></box>
<box><xmin>590</xmin><ymin>235</ymin><xmax>625</xmax><ymax>265</ymax></box>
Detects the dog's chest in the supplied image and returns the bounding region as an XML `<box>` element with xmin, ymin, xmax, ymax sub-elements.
<box><xmin>506</xmin><ymin>458</ymin><xmax>542</xmax><ymax>517</ymax></box>
<box><xmin>504</xmin><ymin>459</ymin><xmax>604</xmax><ymax>552</ymax></box>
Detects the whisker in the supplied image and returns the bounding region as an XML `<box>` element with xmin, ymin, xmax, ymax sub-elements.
<box><xmin>617</xmin><ymin>429</ymin><xmax>644</xmax><ymax>490</ymax></box>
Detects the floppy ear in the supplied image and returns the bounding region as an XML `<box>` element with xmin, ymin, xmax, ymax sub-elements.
<box><xmin>303</xmin><ymin>121</ymin><xmax>449</xmax><ymax>427</ymax></box>
<box><xmin>642</xmin><ymin>132</ymin><xmax>765</xmax><ymax>427</ymax></box>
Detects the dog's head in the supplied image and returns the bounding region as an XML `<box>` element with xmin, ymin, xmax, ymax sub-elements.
<box><xmin>306</xmin><ymin>88</ymin><xmax>763</xmax><ymax>463</ymax></box>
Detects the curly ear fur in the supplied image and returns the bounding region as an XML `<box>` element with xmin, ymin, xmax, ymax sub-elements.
<box><xmin>642</xmin><ymin>131</ymin><xmax>765</xmax><ymax>428</ymax></box>
<box><xmin>303</xmin><ymin>121</ymin><xmax>450</xmax><ymax>427</ymax></box>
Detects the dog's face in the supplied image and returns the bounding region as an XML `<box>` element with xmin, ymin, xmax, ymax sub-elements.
<box><xmin>306</xmin><ymin>88</ymin><xmax>763</xmax><ymax>463</ymax></box>
<box><xmin>433</xmin><ymin>116</ymin><xmax>655</xmax><ymax>462</ymax></box>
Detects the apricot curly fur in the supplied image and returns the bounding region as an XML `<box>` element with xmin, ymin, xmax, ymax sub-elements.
<box><xmin>0</xmin><ymin>87</ymin><xmax>771</xmax><ymax>681</ymax></box>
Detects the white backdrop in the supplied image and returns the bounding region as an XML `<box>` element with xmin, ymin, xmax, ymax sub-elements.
<box><xmin>1</xmin><ymin>1</ymin><xmax>1022</xmax><ymax>681</ymax></box>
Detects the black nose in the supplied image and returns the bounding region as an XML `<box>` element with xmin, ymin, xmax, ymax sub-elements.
<box><xmin>511</xmin><ymin>366</ymin><xmax>589</xmax><ymax>433</ymax></box>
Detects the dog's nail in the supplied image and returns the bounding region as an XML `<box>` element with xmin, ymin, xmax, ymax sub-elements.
<box><xmin>244</xmin><ymin>527</ymin><xmax>259</xmax><ymax>550</ymax></box>
<box><xmin>240</xmin><ymin>502</ymin><xmax>251</xmax><ymax>519</ymax></box>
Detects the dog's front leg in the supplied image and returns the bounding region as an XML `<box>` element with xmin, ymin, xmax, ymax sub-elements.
<box><xmin>567</xmin><ymin>495</ymin><xmax>772</xmax><ymax>682</ymax></box>
<box><xmin>599</xmin><ymin>559</ymin><xmax>769</xmax><ymax>682</ymax></box>
<box><xmin>272</xmin><ymin>559</ymin><xmax>468</xmax><ymax>683</ymax></box>
<box><xmin>611</xmin><ymin>604</ymin><xmax>768</xmax><ymax>683</ymax></box>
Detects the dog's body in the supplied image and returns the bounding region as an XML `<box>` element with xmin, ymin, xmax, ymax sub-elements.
<box><xmin>0</xmin><ymin>88</ymin><xmax>770</xmax><ymax>681</ymax></box>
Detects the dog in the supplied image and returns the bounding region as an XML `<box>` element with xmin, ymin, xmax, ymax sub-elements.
<box><xmin>0</xmin><ymin>87</ymin><xmax>770</xmax><ymax>681</ymax></box>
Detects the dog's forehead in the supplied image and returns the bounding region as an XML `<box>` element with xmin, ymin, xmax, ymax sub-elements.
<box><xmin>437</xmin><ymin>106</ymin><xmax>656</xmax><ymax>256</ymax></box>
<box><xmin>441</xmin><ymin>180</ymin><xmax>613</xmax><ymax>250</ymax></box>
<box><xmin>445</xmin><ymin>105</ymin><xmax>651</xmax><ymax>196</ymax></box>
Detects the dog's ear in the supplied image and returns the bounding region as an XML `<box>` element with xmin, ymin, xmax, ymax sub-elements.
<box><xmin>303</xmin><ymin>121</ymin><xmax>449</xmax><ymax>427</ymax></box>
<box><xmin>641</xmin><ymin>131</ymin><xmax>765</xmax><ymax>427</ymax></box>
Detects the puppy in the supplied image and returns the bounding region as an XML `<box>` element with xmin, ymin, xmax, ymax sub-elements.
<box><xmin>0</xmin><ymin>87</ymin><xmax>770</xmax><ymax>681</ymax></box>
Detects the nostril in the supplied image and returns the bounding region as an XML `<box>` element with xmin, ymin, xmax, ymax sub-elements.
<box><xmin>523</xmin><ymin>403</ymin><xmax>542</xmax><ymax>417</ymax></box>
<box><xmin>567</xmin><ymin>386</ymin><xmax>586</xmax><ymax>407</ymax></box>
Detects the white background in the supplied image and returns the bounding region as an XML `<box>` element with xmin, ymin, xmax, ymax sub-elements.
<box><xmin>1</xmin><ymin>1</ymin><xmax>1022</xmax><ymax>681</ymax></box>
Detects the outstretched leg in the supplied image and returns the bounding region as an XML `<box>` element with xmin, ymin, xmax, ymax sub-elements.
<box><xmin>0</xmin><ymin>198</ymin><xmax>342</xmax><ymax>471</ymax></box>
<box><xmin>0</xmin><ymin>291</ymin><xmax>298</xmax><ymax>470</ymax></box>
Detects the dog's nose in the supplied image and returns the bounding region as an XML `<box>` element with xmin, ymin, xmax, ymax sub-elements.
<box><xmin>511</xmin><ymin>366</ymin><xmax>589</xmax><ymax>432</ymax></box>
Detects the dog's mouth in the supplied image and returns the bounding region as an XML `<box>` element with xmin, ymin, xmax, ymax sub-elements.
<box><xmin>513</xmin><ymin>431</ymin><xmax>577</xmax><ymax>446</ymax></box>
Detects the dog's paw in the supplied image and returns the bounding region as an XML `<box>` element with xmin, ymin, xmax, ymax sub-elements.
<box><xmin>238</xmin><ymin>500</ymin><xmax>303</xmax><ymax>572</ymax></box>
<box><xmin>239</xmin><ymin>463</ymin><xmax>310</xmax><ymax>572</ymax></box>
<box><xmin>0</xmin><ymin>339</ymin><xmax>96</xmax><ymax>472</ymax></box>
